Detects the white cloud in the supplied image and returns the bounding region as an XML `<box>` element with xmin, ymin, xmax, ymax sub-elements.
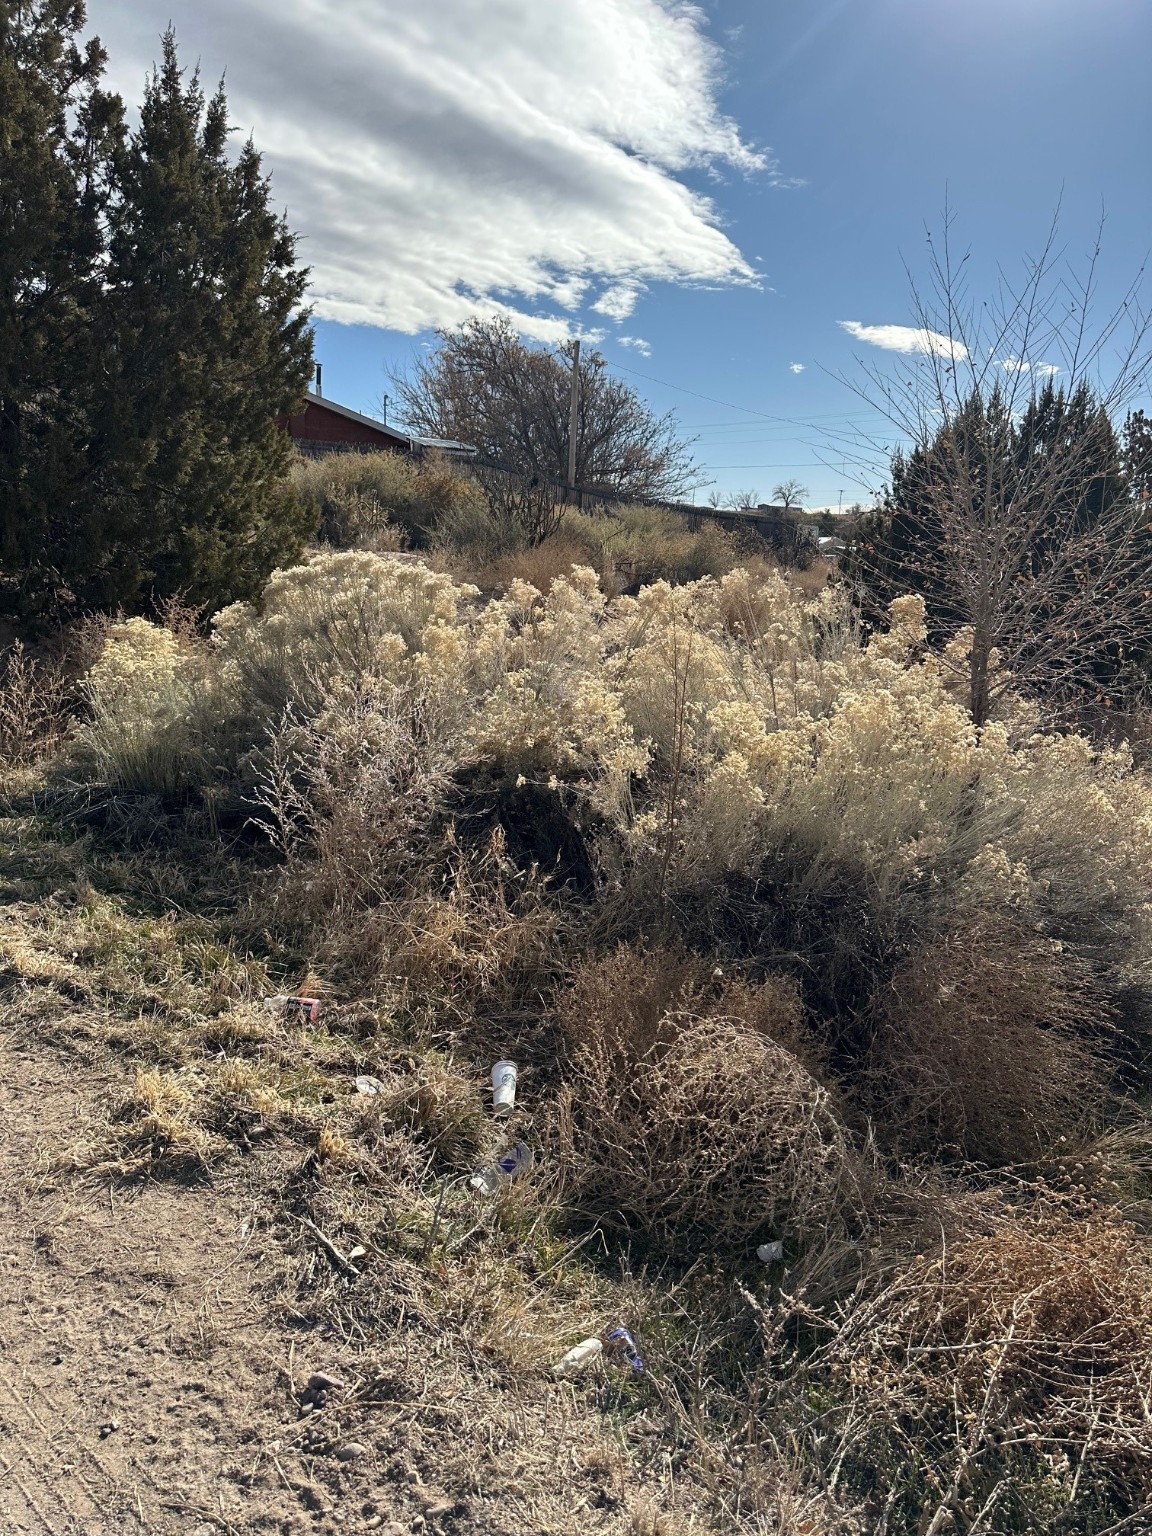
<box><xmin>789</xmin><ymin>362</ymin><xmax>805</xmax><ymax>373</ymax></box>
<box><xmin>839</xmin><ymin>321</ymin><xmax>969</xmax><ymax>360</ymax></box>
<box><xmin>98</xmin><ymin>1</ymin><xmax>771</xmax><ymax>339</ymax></box>
<box><xmin>997</xmin><ymin>356</ymin><xmax>1061</xmax><ymax>377</ymax></box>
<box><xmin>593</xmin><ymin>282</ymin><xmax>643</xmax><ymax>322</ymax></box>
<box><xmin>618</xmin><ymin>335</ymin><xmax>652</xmax><ymax>357</ymax></box>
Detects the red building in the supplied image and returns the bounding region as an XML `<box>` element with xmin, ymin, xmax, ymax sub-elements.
<box><xmin>281</xmin><ymin>391</ymin><xmax>417</xmax><ymax>456</ymax></box>
<box><xmin>281</xmin><ymin>391</ymin><xmax>477</xmax><ymax>461</ymax></box>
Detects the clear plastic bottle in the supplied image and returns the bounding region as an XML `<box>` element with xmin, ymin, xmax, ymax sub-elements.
<box><xmin>469</xmin><ymin>1143</ymin><xmax>533</xmax><ymax>1195</ymax></box>
<box><xmin>552</xmin><ymin>1338</ymin><xmax>603</xmax><ymax>1378</ymax></box>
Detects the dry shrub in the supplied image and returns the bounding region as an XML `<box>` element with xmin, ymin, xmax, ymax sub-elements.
<box><xmin>253</xmin><ymin>673</ymin><xmax>561</xmax><ymax>1018</ymax></box>
<box><xmin>255</xmin><ymin>686</ymin><xmax>452</xmax><ymax>916</ymax></box>
<box><xmin>213</xmin><ymin>551</ymin><xmax>472</xmax><ymax>726</ymax></box>
<box><xmin>322</xmin><ymin>484</ymin><xmax>406</xmax><ymax>552</ymax></box>
<box><xmin>0</xmin><ymin>641</ymin><xmax>68</xmax><ymax>765</ymax></box>
<box><xmin>291</xmin><ymin>448</ymin><xmax>483</xmax><ymax>548</ymax></box>
<box><xmin>555</xmin><ymin>949</ymin><xmax>860</xmax><ymax>1252</ymax></box>
<box><xmin>561</xmin><ymin>504</ymin><xmax>740</xmax><ymax>592</ymax></box>
<box><xmin>823</xmin><ymin>1208</ymin><xmax>1152</xmax><ymax>1520</ymax></box>
<box><xmin>72</xmin><ymin>617</ymin><xmax>224</xmax><ymax>795</ymax></box>
<box><xmin>476</xmin><ymin>535</ymin><xmax>592</xmax><ymax>595</ymax></box>
<box><xmin>869</xmin><ymin>920</ymin><xmax>1110</xmax><ymax>1162</ymax></box>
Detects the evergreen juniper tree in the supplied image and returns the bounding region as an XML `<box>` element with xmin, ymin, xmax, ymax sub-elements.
<box><xmin>0</xmin><ymin>0</ymin><xmax>121</xmax><ymax>623</ymax></box>
<box><xmin>90</xmin><ymin>31</ymin><xmax>315</xmax><ymax>611</ymax></box>
<box><xmin>1</xmin><ymin>16</ymin><xmax>315</xmax><ymax>623</ymax></box>
<box><xmin>848</xmin><ymin>381</ymin><xmax>1149</xmax><ymax>722</ymax></box>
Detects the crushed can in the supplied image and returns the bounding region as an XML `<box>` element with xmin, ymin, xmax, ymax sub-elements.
<box><xmin>603</xmin><ymin>1325</ymin><xmax>644</xmax><ymax>1375</ymax></box>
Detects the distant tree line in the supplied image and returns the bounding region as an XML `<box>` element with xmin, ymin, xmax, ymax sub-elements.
<box><xmin>0</xmin><ymin>3</ymin><xmax>314</xmax><ymax>627</ymax></box>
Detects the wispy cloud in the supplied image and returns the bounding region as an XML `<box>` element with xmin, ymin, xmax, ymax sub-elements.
<box><xmin>618</xmin><ymin>335</ymin><xmax>652</xmax><ymax>357</ymax></box>
<box><xmin>789</xmin><ymin>362</ymin><xmax>805</xmax><ymax>373</ymax></box>
<box><xmin>98</xmin><ymin>1</ymin><xmax>772</xmax><ymax>340</ymax></box>
<box><xmin>839</xmin><ymin>321</ymin><xmax>969</xmax><ymax>360</ymax></box>
<box><xmin>997</xmin><ymin>356</ymin><xmax>1061</xmax><ymax>377</ymax></box>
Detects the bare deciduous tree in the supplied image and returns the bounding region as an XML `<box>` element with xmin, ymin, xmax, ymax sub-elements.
<box><xmin>845</xmin><ymin>211</ymin><xmax>1152</xmax><ymax>725</ymax></box>
<box><xmin>708</xmin><ymin>486</ymin><xmax>759</xmax><ymax>510</ymax></box>
<box><xmin>772</xmin><ymin>479</ymin><xmax>809</xmax><ymax>510</ymax></box>
<box><xmin>394</xmin><ymin>317</ymin><xmax>696</xmax><ymax>509</ymax></box>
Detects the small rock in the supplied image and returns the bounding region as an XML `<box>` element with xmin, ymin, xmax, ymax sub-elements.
<box><xmin>299</xmin><ymin>1400</ymin><xmax>314</xmax><ymax>1416</ymax></box>
<box><xmin>424</xmin><ymin>1502</ymin><xmax>454</xmax><ymax>1520</ymax></box>
<box><xmin>307</xmin><ymin>1371</ymin><xmax>344</xmax><ymax>1393</ymax></box>
<box><xmin>98</xmin><ymin>1419</ymin><xmax>120</xmax><ymax>1439</ymax></box>
<box><xmin>336</xmin><ymin>1442</ymin><xmax>368</xmax><ymax>1462</ymax></box>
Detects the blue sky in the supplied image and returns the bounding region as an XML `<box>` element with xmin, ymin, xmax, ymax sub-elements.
<box><xmin>100</xmin><ymin>0</ymin><xmax>1151</xmax><ymax>508</ymax></box>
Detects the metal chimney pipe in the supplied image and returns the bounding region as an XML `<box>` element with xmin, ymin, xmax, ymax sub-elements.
<box><xmin>315</xmin><ymin>363</ymin><xmax>323</xmax><ymax>397</ymax></box>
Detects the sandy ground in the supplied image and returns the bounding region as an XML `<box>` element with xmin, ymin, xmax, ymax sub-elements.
<box><xmin>0</xmin><ymin>1029</ymin><xmax>408</xmax><ymax>1536</ymax></box>
<box><xmin>0</xmin><ymin>1018</ymin><xmax>674</xmax><ymax>1536</ymax></box>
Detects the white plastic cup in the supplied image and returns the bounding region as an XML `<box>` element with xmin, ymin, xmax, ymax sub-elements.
<box><xmin>552</xmin><ymin>1338</ymin><xmax>603</xmax><ymax>1379</ymax></box>
<box><xmin>491</xmin><ymin>1060</ymin><xmax>518</xmax><ymax>1118</ymax></box>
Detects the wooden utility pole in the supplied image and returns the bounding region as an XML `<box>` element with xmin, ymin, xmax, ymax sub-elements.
<box><xmin>566</xmin><ymin>339</ymin><xmax>581</xmax><ymax>502</ymax></box>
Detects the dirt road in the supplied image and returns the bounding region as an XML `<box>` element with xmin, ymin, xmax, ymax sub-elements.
<box><xmin>0</xmin><ymin>1031</ymin><xmax>372</xmax><ymax>1536</ymax></box>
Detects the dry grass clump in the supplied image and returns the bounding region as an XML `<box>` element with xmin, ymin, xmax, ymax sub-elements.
<box><xmin>470</xmin><ymin>534</ymin><xmax>596</xmax><ymax>595</ymax></box>
<box><xmin>357</xmin><ymin>1055</ymin><xmax>487</xmax><ymax>1172</ymax></box>
<box><xmin>555</xmin><ymin>950</ymin><xmax>860</xmax><ymax>1253</ymax></box>
<box><xmin>356</xmin><ymin>844</ymin><xmax>562</xmax><ymax>1041</ymax></box>
<box><xmin>868</xmin><ymin>919</ymin><xmax>1111</xmax><ymax>1162</ymax></box>
<box><xmin>94</xmin><ymin>1066</ymin><xmax>224</xmax><ymax>1175</ymax></box>
<box><xmin>820</xmin><ymin>1205</ymin><xmax>1152</xmax><ymax>1524</ymax></box>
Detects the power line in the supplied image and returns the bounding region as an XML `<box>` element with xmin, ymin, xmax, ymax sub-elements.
<box><xmin>610</xmin><ymin>357</ymin><xmax>866</xmax><ymax>430</ymax></box>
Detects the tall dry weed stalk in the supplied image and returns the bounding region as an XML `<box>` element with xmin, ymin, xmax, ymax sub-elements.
<box><xmin>0</xmin><ymin>641</ymin><xmax>68</xmax><ymax>765</ymax></box>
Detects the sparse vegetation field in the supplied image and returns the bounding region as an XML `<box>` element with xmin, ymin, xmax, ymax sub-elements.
<box><xmin>4</xmin><ymin>552</ymin><xmax>1152</xmax><ymax>1534</ymax></box>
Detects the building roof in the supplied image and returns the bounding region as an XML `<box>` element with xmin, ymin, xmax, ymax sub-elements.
<box><xmin>299</xmin><ymin>394</ymin><xmax>477</xmax><ymax>456</ymax></box>
<box><xmin>417</xmin><ymin>435</ymin><xmax>479</xmax><ymax>456</ymax></box>
<box><xmin>301</xmin><ymin>392</ymin><xmax>414</xmax><ymax>447</ymax></box>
